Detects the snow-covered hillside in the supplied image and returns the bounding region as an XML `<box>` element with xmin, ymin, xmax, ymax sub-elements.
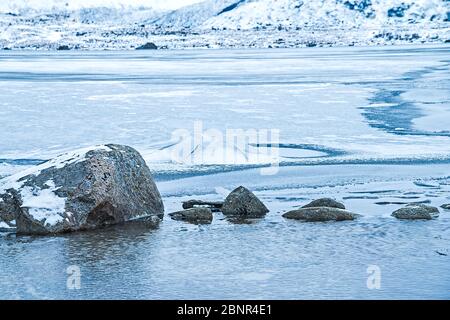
<box><xmin>0</xmin><ymin>0</ymin><xmax>202</xmax><ymax>13</ymax></box>
<box><xmin>0</xmin><ymin>0</ymin><xmax>449</xmax><ymax>49</ymax></box>
<box><xmin>158</xmin><ymin>0</ymin><xmax>449</xmax><ymax>30</ymax></box>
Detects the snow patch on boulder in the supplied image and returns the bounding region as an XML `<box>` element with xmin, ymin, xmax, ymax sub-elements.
<box><xmin>20</xmin><ymin>180</ymin><xmax>66</xmax><ymax>227</ymax></box>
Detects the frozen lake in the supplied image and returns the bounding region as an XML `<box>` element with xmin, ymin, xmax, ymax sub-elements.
<box><xmin>0</xmin><ymin>45</ymin><xmax>449</xmax><ymax>299</ymax></box>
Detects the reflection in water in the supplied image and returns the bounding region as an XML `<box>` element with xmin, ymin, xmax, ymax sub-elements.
<box><xmin>1</xmin><ymin>211</ymin><xmax>449</xmax><ymax>299</ymax></box>
<box><xmin>0</xmin><ymin>224</ymin><xmax>159</xmax><ymax>299</ymax></box>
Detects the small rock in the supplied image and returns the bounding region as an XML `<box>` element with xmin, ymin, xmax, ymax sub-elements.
<box><xmin>226</xmin><ymin>217</ymin><xmax>259</xmax><ymax>225</ymax></box>
<box><xmin>169</xmin><ymin>208</ymin><xmax>213</xmax><ymax>224</ymax></box>
<box><xmin>282</xmin><ymin>207</ymin><xmax>360</xmax><ymax>222</ymax></box>
<box><xmin>441</xmin><ymin>204</ymin><xmax>450</xmax><ymax>210</ymax></box>
<box><xmin>392</xmin><ymin>204</ymin><xmax>440</xmax><ymax>220</ymax></box>
<box><xmin>57</xmin><ymin>45</ymin><xmax>70</xmax><ymax>51</ymax></box>
<box><xmin>221</xmin><ymin>186</ymin><xmax>269</xmax><ymax>217</ymax></box>
<box><xmin>182</xmin><ymin>199</ymin><xmax>223</xmax><ymax>212</ymax></box>
<box><xmin>302</xmin><ymin>198</ymin><xmax>345</xmax><ymax>209</ymax></box>
<box><xmin>136</xmin><ymin>42</ymin><xmax>158</xmax><ymax>50</ymax></box>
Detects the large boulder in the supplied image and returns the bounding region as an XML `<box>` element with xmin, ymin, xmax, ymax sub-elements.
<box><xmin>0</xmin><ymin>144</ymin><xmax>164</xmax><ymax>234</ymax></box>
<box><xmin>169</xmin><ymin>207</ymin><xmax>213</xmax><ymax>224</ymax></box>
<box><xmin>441</xmin><ymin>204</ymin><xmax>450</xmax><ymax>210</ymax></box>
<box><xmin>221</xmin><ymin>186</ymin><xmax>269</xmax><ymax>217</ymax></box>
<box><xmin>392</xmin><ymin>204</ymin><xmax>440</xmax><ymax>220</ymax></box>
<box><xmin>302</xmin><ymin>198</ymin><xmax>345</xmax><ymax>210</ymax></box>
<box><xmin>282</xmin><ymin>207</ymin><xmax>360</xmax><ymax>222</ymax></box>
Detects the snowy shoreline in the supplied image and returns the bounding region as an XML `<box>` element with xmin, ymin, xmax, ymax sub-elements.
<box><xmin>1</xmin><ymin>27</ymin><xmax>449</xmax><ymax>51</ymax></box>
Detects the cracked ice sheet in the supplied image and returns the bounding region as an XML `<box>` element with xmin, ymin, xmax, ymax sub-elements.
<box><xmin>0</xmin><ymin>46</ymin><xmax>448</xmax><ymax>173</ymax></box>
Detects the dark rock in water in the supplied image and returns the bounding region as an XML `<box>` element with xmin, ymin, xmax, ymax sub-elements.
<box><xmin>57</xmin><ymin>45</ymin><xmax>70</xmax><ymax>51</ymax></box>
<box><xmin>136</xmin><ymin>42</ymin><xmax>158</xmax><ymax>50</ymax></box>
<box><xmin>441</xmin><ymin>204</ymin><xmax>450</xmax><ymax>210</ymax></box>
<box><xmin>221</xmin><ymin>186</ymin><xmax>269</xmax><ymax>217</ymax></box>
<box><xmin>392</xmin><ymin>204</ymin><xmax>439</xmax><ymax>220</ymax></box>
<box><xmin>0</xmin><ymin>144</ymin><xmax>164</xmax><ymax>235</ymax></box>
<box><xmin>182</xmin><ymin>199</ymin><xmax>223</xmax><ymax>212</ymax></box>
<box><xmin>302</xmin><ymin>198</ymin><xmax>345</xmax><ymax>210</ymax></box>
<box><xmin>282</xmin><ymin>207</ymin><xmax>360</xmax><ymax>222</ymax></box>
<box><xmin>169</xmin><ymin>207</ymin><xmax>213</xmax><ymax>224</ymax></box>
<box><xmin>3</xmin><ymin>47</ymin><xmax>11</xmax><ymax>50</ymax></box>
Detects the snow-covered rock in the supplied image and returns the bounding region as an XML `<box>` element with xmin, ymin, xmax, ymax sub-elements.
<box><xmin>0</xmin><ymin>144</ymin><xmax>164</xmax><ymax>235</ymax></box>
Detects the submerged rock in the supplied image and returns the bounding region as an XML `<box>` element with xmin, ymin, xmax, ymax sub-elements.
<box><xmin>169</xmin><ymin>207</ymin><xmax>213</xmax><ymax>224</ymax></box>
<box><xmin>221</xmin><ymin>186</ymin><xmax>269</xmax><ymax>217</ymax></box>
<box><xmin>0</xmin><ymin>144</ymin><xmax>164</xmax><ymax>235</ymax></box>
<box><xmin>136</xmin><ymin>42</ymin><xmax>158</xmax><ymax>50</ymax></box>
<box><xmin>441</xmin><ymin>204</ymin><xmax>450</xmax><ymax>210</ymax></box>
<box><xmin>302</xmin><ymin>198</ymin><xmax>345</xmax><ymax>210</ymax></box>
<box><xmin>182</xmin><ymin>199</ymin><xmax>223</xmax><ymax>212</ymax></box>
<box><xmin>282</xmin><ymin>207</ymin><xmax>360</xmax><ymax>222</ymax></box>
<box><xmin>392</xmin><ymin>204</ymin><xmax>439</xmax><ymax>220</ymax></box>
